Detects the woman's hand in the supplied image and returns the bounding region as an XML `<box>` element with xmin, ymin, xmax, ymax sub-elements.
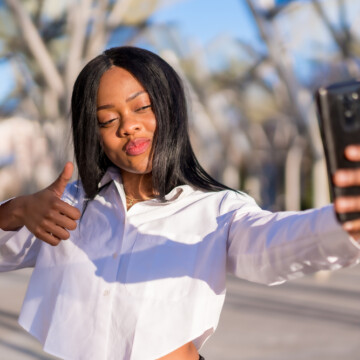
<box><xmin>333</xmin><ymin>145</ymin><xmax>360</xmax><ymax>241</ymax></box>
<box><xmin>0</xmin><ymin>162</ymin><xmax>81</xmax><ymax>246</ymax></box>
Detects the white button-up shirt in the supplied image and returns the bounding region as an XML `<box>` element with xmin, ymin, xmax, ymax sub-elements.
<box><xmin>1</xmin><ymin>167</ymin><xmax>360</xmax><ymax>360</ymax></box>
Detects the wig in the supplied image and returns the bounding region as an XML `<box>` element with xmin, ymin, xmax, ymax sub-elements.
<box><xmin>71</xmin><ymin>46</ymin><xmax>234</xmax><ymax>199</ymax></box>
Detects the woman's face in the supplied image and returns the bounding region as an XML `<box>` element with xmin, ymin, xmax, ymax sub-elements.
<box><xmin>96</xmin><ymin>66</ymin><xmax>156</xmax><ymax>176</ymax></box>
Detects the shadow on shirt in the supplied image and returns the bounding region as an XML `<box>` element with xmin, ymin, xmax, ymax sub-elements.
<box><xmin>73</xmin><ymin>211</ymin><xmax>233</xmax><ymax>298</ymax></box>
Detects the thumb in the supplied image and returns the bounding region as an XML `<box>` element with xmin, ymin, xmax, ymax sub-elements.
<box><xmin>48</xmin><ymin>162</ymin><xmax>74</xmax><ymax>198</ymax></box>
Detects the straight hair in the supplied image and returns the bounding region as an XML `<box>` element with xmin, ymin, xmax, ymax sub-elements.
<box><xmin>71</xmin><ymin>46</ymin><xmax>235</xmax><ymax>200</ymax></box>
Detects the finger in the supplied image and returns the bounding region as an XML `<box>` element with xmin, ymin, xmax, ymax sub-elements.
<box><xmin>344</xmin><ymin>145</ymin><xmax>360</xmax><ymax>162</ymax></box>
<box><xmin>353</xmin><ymin>234</ymin><xmax>360</xmax><ymax>242</ymax></box>
<box><xmin>333</xmin><ymin>169</ymin><xmax>360</xmax><ymax>187</ymax></box>
<box><xmin>54</xmin><ymin>200</ymin><xmax>81</xmax><ymax>221</ymax></box>
<box><xmin>344</xmin><ymin>228</ymin><xmax>360</xmax><ymax>240</ymax></box>
<box><xmin>47</xmin><ymin>210</ymin><xmax>79</xmax><ymax>231</ymax></box>
<box><xmin>34</xmin><ymin>227</ymin><xmax>62</xmax><ymax>246</ymax></box>
<box><xmin>35</xmin><ymin>218</ymin><xmax>71</xmax><ymax>240</ymax></box>
<box><xmin>48</xmin><ymin>162</ymin><xmax>74</xmax><ymax>198</ymax></box>
<box><xmin>334</xmin><ymin>196</ymin><xmax>360</xmax><ymax>213</ymax></box>
<box><xmin>345</xmin><ymin>230</ymin><xmax>360</xmax><ymax>242</ymax></box>
<box><xmin>349</xmin><ymin>232</ymin><xmax>360</xmax><ymax>242</ymax></box>
<box><xmin>342</xmin><ymin>220</ymin><xmax>360</xmax><ymax>241</ymax></box>
<box><xmin>44</xmin><ymin>222</ymin><xmax>71</xmax><ymax>240</ymax></box>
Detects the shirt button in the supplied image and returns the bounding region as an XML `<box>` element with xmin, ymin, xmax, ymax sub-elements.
<box><xmin>112</xmin><ymin>252</ymin><xmax>118</xmax><ymax>259</ymax></box>
<box><xmin>103</xmin><ymin>290</ymin><xmax>110</xmax><ymax>296</ymax></box>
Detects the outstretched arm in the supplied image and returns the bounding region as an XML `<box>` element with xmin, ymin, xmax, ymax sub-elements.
<box><xmin>226</xmin><ymin>145</ymin><xmax>360</xmax><ymax>285</ymax></box>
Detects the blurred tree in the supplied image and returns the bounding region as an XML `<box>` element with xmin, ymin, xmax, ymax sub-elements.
<box><xmin>0</xmin><ymin>0</ymin><xmax>359</xmax><ymax>212</ymax></box>
<box><xmin>1</xmin><ymin>0</ymin><xmax>177</xmax><ymax>118</ymax></box>
<box><xmin>232</xmin><ymin>0</ymin><xmax>360</xmax><ymax>210</ymax></box>
<box><xmin>138</xmin><ymin>0</ymin><xmax>360</xmax><ymax>211</ymax></box>
<box><xmin>0</xmin><ymin>0</ymin><xmax>176</xmax><ymax>196</ymax></box>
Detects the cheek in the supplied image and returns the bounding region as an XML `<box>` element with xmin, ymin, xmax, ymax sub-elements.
<box><xmin>150</xmin><ymin>118</ymin><xmax>157</xmax><ymax>132</ymax></box>
<box><xmin>99</xmin><ymin>134</ymin><xmax>127</xmax><ymax>162</ymax></box>
<box><xmin>99</xmin><ymin>131</ymin><xmax>117</xmax><ymax>151</ymax></box>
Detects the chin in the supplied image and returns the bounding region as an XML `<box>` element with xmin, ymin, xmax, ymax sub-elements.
<box><xmin>119</xmin><ymin>166</ymin><xmax>152</xmax><ymax>176</ymax></box>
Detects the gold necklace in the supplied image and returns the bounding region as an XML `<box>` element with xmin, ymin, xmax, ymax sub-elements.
<box><xmin>125</xmin><ymin>195</ymin><xmax>143</xmax><ymax>207</ymax></box>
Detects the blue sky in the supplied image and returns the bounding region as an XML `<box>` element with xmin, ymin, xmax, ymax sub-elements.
<box><xmin>150</xmin><ymin>0</ymin><xmax>259</xmax><ymax>47</ymax></box>
<box><xmin>0</xmin><ymin>60</ymin><xmax>14</xmax><ymax>103</ymax></box>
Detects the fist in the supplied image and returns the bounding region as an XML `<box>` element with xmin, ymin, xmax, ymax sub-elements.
<box><xmin>22</xmin><ymin>162</ymin><xmax>81</xmax><ymax>246</ymax></box>
<box><xmin>333</xmin><ymin>146</ymin><xmax>360</xmax><ymax>241</ymax></box>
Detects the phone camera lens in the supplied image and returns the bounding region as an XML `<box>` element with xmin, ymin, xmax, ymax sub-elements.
<box><xmin>341</xmin><ymin>94</ymin><xmax>360</xmax><ymax>130</ymax></box>
<box><xmin>345</xmin><ymin>109</ymin><xmax>353</xmax><ymax>118</ymax></box>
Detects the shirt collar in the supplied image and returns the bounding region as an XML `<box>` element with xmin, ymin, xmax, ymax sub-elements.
<box><xmin>97</xmin><ymin>167</ymin><xmax>195</xmax><ymax>203</ymax></box>
<box><xmin>98</xmin><ymin>167</ymin><xmax>121</xmax><ymax>188</ymax></box>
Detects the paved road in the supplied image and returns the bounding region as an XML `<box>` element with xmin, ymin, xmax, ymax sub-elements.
<box><xmin>0</xmin><ymin>266</ymin><xmax>359</xmax><ymax>360</ymax></box>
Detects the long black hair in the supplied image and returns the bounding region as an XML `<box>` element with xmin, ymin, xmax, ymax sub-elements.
<box><xmin>71</xmin><ymin>46</ymin><xmax>234</xmax><ymax>199</ymax></box>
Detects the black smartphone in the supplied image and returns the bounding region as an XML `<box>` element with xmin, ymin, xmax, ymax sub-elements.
<box><xmin>315</xmin><ymin>79</ymin><xmax>360</xmax><ymax>223</ymax></box>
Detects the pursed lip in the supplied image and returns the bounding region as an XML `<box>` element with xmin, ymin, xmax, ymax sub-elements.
<box><xmin>125</xmin><ymin>138</ymin><xmax>151</xmax><ymax>156</ymax></box>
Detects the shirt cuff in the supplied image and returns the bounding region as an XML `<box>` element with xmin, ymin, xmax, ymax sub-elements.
<box><xmin>0</xmin><ymin>197</ymin><xmax>14</xmax><ymax>206</ymax></box>
<box><xmin>0</xmin><ymin>198</ymin><xmax>23</xmax><ymax>245</ymax></box>
<box><xmin>325</xmin><ymin>204</ymin><xmax>360</xmax><ymax>252</ymax></box>
<box><xmin>349</xmin><ymin>236</ymin><xmax>360</xmax><ymax>250</ymax></box>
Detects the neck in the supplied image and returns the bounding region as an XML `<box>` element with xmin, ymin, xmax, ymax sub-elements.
<box><xmin>121</xmin><ymin>170</ymin><xmax>154</xmax><ymax>200</ymax></box>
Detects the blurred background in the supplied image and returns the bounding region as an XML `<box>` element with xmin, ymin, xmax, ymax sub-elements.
<box><xmin>2</xmin><ymin>0</ymin><xmax>360</xmax><ymax>209</ymax></box>
<box><xmin>0</xmin><ymin>0</ymin><xmax>360</xmax><ymax>359</ymax></box>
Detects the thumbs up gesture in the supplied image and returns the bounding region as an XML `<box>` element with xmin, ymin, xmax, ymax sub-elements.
<box><xmin>0</xmin><ymin>162</ymin><xmax>81</xmax><ymax>246</ymax></box>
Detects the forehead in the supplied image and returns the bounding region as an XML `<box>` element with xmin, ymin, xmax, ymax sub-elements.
<box><xmin>97</xmin><ymin>66</ymin><xmax>146</xmax><ymax>102</ymax></box>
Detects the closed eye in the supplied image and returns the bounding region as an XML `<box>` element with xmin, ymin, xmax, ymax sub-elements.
<box><xmin>135</xmin><ymin>105</ymin><xmax>151</xmax><ymax>112</ymax></box>
<box><xmin>98</xmin><ymin>118</ymin><xmax>118</xmax><ymax>128</ymax></box>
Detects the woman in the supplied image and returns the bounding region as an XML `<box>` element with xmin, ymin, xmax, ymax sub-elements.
<box><xmin>0</xmin><ymin>46</ymin><xmax>359</xmax><ymax>360</ymax></box>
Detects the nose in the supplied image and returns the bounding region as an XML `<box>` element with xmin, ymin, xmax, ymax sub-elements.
<box><xmin>117</xmin><ymin>114</ymin><xmax>142</xmax><ymax>137</ymax></box>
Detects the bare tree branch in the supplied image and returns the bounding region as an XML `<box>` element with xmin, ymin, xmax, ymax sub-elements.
<box><xmin>4</xmin><ymin>0</ymin><xmax>64</xmax><ymax>98</ymax></box>
<box><xmin>108</xmin><ymin>0</ymin><xmax>133</xmax><ymax>28</ymax></box>
<box><xmin>64</xmin><ymin>0</ymin><xmax>92</xmax><ymax>101</ymax></box>
<box><xmin>84</xmin><ymin>0</ymin><xmax>110</xmax><ymax>63</ymax></box>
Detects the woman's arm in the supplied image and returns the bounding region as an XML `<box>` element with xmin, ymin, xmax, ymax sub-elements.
<box><xmin>226</xmin><ymin>145</ymin><xmax>360</xmax><ymax>285</ymax></box>
<box><xmin>0</xmin><ymin>162</ymin><xmax>82</xmax><ymax>271</ymax></box>
<box><xmin>226</xmin><ymin>203</ymin><xmax>360</xmax><ymax>285</ymax></box>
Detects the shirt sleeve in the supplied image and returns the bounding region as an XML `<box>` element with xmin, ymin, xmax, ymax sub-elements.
<box><xmin>0</xmin><ymin>199</ymin><xmax>41</xmax><ymax>271</ymax></box>
<box><xmin>0</xmin><ymin>226</ymin><xmax>41</xmax><ymax>271</ymax></box>
<box><xmin>223</xmin><ymin>191</ymin><xmax>360</xmax><ymax>285</ymax></box>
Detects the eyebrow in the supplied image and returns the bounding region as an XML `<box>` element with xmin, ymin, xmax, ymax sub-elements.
<box><xmin>126</xmin><ymin>90</ymin><xmax>146</xmax><ymax>103</ymax></box>
<box><xmin>96</xmin><ymin>91</ymin><xmax>147</xmax><ymax>111</ymax></box>
<box><xmin>96</xmin><ymin>104</ymin><xmax>113</xmax><ymax>111</ymax></box>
